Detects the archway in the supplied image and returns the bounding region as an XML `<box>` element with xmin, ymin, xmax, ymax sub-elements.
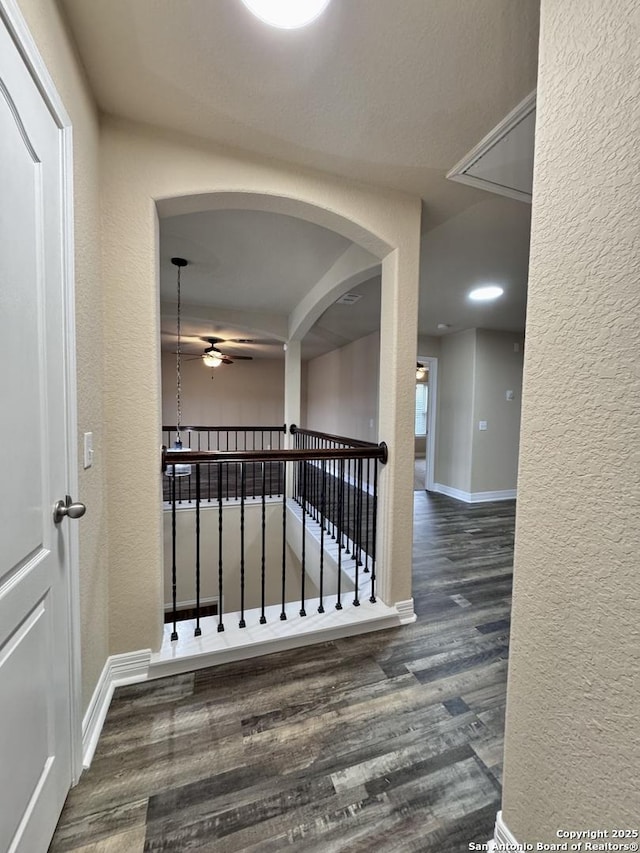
<box><xmin>100</xmin><ymin>119</ymin><xmax>421</xmax><ymax>654</ymax></box>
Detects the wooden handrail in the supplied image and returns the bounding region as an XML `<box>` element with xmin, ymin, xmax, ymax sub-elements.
<box><xmin>162</xmin><ymin>443</ymin><xmax>388</xmax><ymax>472</ymax></box>
<box><xmin>289</xmin><ymin>424</ymin><xmax>378</xmax><ymax>449</ymax></box>
<box><xmin>163</xmin><ymin>424</ymin><xmax>287</xmax><ymax>433</ymax></box>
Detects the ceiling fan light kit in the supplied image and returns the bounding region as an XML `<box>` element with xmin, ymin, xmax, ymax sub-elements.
<box><xmin>199</xmin><ymin>337</ymin><xmax>254</xmax><ymax>368</ymax></box>
<box><xmin>202</xmin><ymin>350</ymin><xmax>224</xmax><ymax>368</ymax></box>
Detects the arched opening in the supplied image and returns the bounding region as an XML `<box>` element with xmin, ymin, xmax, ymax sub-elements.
<box><xmin>100</xmin><ymin>120</ymin><xmax>421</xmax><ymax>660</ymax></box>
<box><xmin>154</xmin><ymin>189</ymin><xmax>414</xmax><ymax>658</ymax></box>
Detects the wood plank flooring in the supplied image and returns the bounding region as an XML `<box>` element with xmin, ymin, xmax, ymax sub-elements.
<box><xmin>49</xmin><ymin>491</ymin><xmax>515</xmax><ymax>852</ymax></box>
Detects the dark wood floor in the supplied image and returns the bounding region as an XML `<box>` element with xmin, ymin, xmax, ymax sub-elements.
<box><xmin>50</xmin><ymin>491</ymin><xmax>515</xmax><ymax>852</ymax></box>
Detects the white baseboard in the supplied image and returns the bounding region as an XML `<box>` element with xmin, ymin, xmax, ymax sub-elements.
<box><xmin>471</xmin><ymin>488</ymin><xmax>517</xmax><ymax>503</ymax></box>
<box><xmin>494</xmin><ymin>811</ymin><xmax>519</xmax><ymax>848</ymax></box>
<box><xmin>432</xmin><ymin>483</ymin><xmax>470</xmax><ymax>502</ymax></box>
<box><xmin>82</xmin><ymin>649</ymin><xmax>150</xmax><ymax>769</ymax></box>
<box><xmin>394</xmin><ymin>598</ymin><xmax>416</xmax><ymax>624</ymax></box>
<box><xmin>432</xmin><ymin>483</ymin><xmax>517</xmax><ymax>503</ymax></box>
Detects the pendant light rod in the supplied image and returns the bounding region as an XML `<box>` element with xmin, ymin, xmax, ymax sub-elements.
<box><xmin>171</xmin><ymin>257</ymin><xmax>188</xmax><ymax>445</ymax></box>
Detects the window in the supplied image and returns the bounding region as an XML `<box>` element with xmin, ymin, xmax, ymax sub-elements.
<box><xmin>415</xmin><ymin>383</ymin><xmax>428</xmax><ymax>435</ymax></box>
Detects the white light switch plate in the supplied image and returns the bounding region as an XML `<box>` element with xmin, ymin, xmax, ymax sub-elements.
<box><xmin>479</xmin><ymin>421</ymin><xmax>488</xmax><ymax>431</ymax></box>
<box><xmin>83</xmin><ymin>432</ymin><xmax>94</xmax><ymax>469</ymax></box>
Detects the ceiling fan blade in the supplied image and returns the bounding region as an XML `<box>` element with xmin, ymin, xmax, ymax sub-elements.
<box><xmin>226</xmin><ymin>338</ymin><xmax>281</xmax><ymax>346</ymax></box>
<box><xmin>226</xmin><ymin>354</ymin><xmax>253</xmax><ymax>360</ymax></box>
<box><xmin>221</xmin><ymin>357</ymin><xmax>234</xmax><ymax>365</ymax></box>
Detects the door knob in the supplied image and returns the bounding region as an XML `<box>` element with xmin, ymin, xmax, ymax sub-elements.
<box><xmin>53</xmin><ymin>495</ymin><xmax>87</xmax><ymax>524</ymax></box>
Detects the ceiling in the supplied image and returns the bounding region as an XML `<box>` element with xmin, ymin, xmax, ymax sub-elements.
<box><xmin>160</xmin><ymin>210</ymin><xmax>351</xmax><ymax>314</ymax></box>
<box><xmin>60</xmin><ymin>0</ymin><xmax>539</xmax><ymax>357</ymax></box>
<box><xmin>418</xmin><ymin>196</ymin><xmax>531</xmax><ymax>335</ymax></box>
<box><xmin>162</xmin><ymin>274</ymin><xmax>382</xmax><ymax>362</ymax></box>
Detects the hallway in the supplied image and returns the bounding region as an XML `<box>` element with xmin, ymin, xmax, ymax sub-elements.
<box><xmin>50</xmin><ymin>493</ymin><xmax>515</xmax><ymax>852</ymax></box>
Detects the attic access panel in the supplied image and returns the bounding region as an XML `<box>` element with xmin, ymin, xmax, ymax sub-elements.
<box><xmin>447</xmin><ymin>91</ymin><xmax>536</xmax><ymax>203</ymax></box>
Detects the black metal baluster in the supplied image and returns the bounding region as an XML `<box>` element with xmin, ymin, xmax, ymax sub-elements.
<box><xmin>217</xmin><ymin>463</ymin><xmax>224</xmax><ymax>631</ymax></box>
<box><xmin>344</xmin><ymin>458</ymin><xmax>351</xmax><ymax>555</ymax></box>
<box><xmin>186</xmin><ymin>431</ymin><xmax>192</xmax><ymax>503</ymax></box>
<box><xmin>311</xmin><ymin>440</ymin><xmax>316</xmax><ymax>522</ymax></box>
<box><xmin>334</xmin><ymin>449</ymin><xmax>340</xmax><ymax>541</ymax></box>
<box><xmin>251</xmin><ymin>437</ymin><xmax>256</xmax><ymax>499</ymax></box>
<box><xmin>239</xmin><ymin>462</ymin><xmax>246</xmax><ymax>628</ymax></box>
<box><xmin>336</xmin><ymin>457</ymin><xmax>344</xmax><ymax>610</ymax></box>
<box><xmin>314</xmin><ymin>440</ymin><xmax>320</xmax><ymax>522</ymax></box>
<box><xmin>300</xmin><ymin>459</ymin><xmax>307</xmax><ymax>617</ymax></box>
<box><xmin>364</xmin><ymin>457</ymin><xmax>371</xmax><ymax>573</ymax></box>
<box><xmin>352</xmin><ymin>455</ymin><xmax>358</xmax><ymax>556</ymax></box>
<box><xmin>195</xmin><ymin>463</ymin><xmax>202</xmax><ymax>635</ymax></box>
<box><xmin>280</xmin><ymin>461</ymin><xmax>287</xmax><ymax>620</ymax></box>
<box><xmin>369</xmin><ymin>460</ymin><xmax>378</xmax><ymax>603</ymax></box>
<box><xmin>260</xmin><ymin>462</ymin><xmax>267</xmax><ymax>624</ymax></box>
<box><xmin>330</xmin><ymin>450</ymin><xmax>336</xmax><ymax>539</ymax></box>
<box><xmin>171</xmin><ymin>468</ymin><xmax>178</xmax><ymax>640</ymax></box>
<box><xmin>224</xmin><ymin>432</ymin><xmax>229</xmax><ymax>501</ymax></box>
<box><xmin>297</xmin><ymin>430</ymin><xmax>302</xmax><ymax>505</ymax></box>
<box><xmin>353</xmin><ymin>458</ymin><xmax>361</xmax><ymax>607</ymax></box>
<box><xmin>207</xmin><ymin>431</ymin><xmax>211</xmax><ymax>502</ymax></box>
<box><xmin>318</xmin><ymin>460</ymin><xmax>326</xmax><ymax>614</ymax></box>
<box><xmin>354</xmin><ymin>457</ymin><xmax>362</xmax><ymax>564</ymax></box>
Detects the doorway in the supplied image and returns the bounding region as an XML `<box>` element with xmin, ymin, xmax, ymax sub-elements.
<box><xmin>414</xmin><ymin>355</ymin><xmax>437</xmax><ymax>492</ymax></box>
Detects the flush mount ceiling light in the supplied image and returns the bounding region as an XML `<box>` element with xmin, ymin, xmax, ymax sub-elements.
<box><xmin>468</xmin><ymin>285</ymin><xmax>504</xmax><ymax>302</ymax></box>
<box><xmin>241</xmin><ymin>0</ymin><xmax>331</xmax><ymax>29</ymax></box>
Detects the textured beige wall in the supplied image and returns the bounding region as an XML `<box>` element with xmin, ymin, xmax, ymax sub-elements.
<box><xmin>470</xmin><ymin>330</ymin><xmax>523</xmax><ymax>493</ymax></box>
<box><xmin>502</xmin><ymin>0</ymin><xmax>640</xmax><ymax>840</ymax></box>
<box><xmin>417</xmin><ymin>334</ymin><xmax>441</xmax><ymax>359</ymax></box>
<box><xmin>101</xmin><ymin>117</ymin><xmax>421</xmax><ymax>652</ymax></box>
<box><xmin>434</xmin><ymin>329</ymin><xmax>523</xmax><ymax>495</ymax></box>
<box><xmin>305</xmin><ymin>332</ymin><xmax>380</xmax><ymax>442</ymax></box>
<box><xmin>17</xmin><ymin>0</ymin><xmax>108</xmax><ymax>712</ymax></box>
<box><xmin>434</xmin><ymin>329</ymin><xmax>476</xmax><ymax>492</ymax></box>
<box><xmin>161</xmin><ymin>352</ymin><xmax>284</xmax><ymax>428</ymax></box>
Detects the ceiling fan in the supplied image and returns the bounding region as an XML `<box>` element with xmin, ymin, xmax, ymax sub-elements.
<box><xmin>197</xmin><ymin>337</ymin><xmax>254</xmax><ymax>367</ymax></box>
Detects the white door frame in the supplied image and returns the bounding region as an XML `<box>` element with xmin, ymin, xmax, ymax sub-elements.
<box><xmin>419</xmin><ymin>355</ymin><xmax>438</xmax><ymax>492</ymax></box>
<box><xmin>1</xmin><ymin>0</ymin><xmax>82</xmax><ymax>784</ymax></box>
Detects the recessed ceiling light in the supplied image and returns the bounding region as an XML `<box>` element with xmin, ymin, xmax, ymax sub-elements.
<box><xmin>241</xmin><ymin>0</ymin><xmax>331</xmax><ymax>29</ymax></box>
<box><xmin>468</xmin><ymin>285</ymin><xmax>504</xmax><ymax>302</ymax></box>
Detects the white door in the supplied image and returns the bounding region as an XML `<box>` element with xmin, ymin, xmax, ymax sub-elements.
<box><xmin>0</xmin><ymin>9</ymin><xmax>78</xmax><ymax>853</ymax></box>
